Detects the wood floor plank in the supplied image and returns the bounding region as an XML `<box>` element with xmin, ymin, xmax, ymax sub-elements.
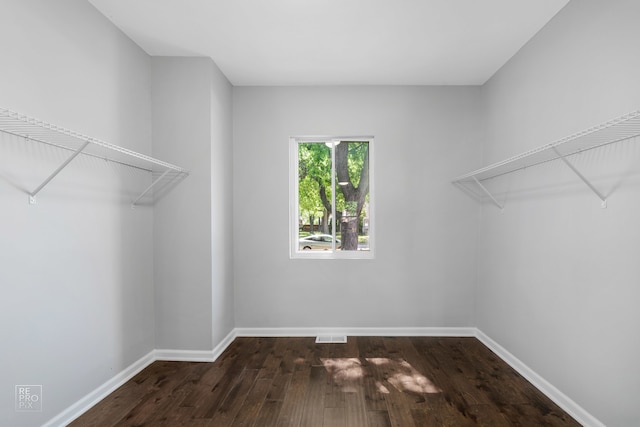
<box><xmin>136</xmin><ymin>364</ymin><xmax>212</xmax><ymax>425</ymax></box>
<box><xmin>189</xmin><ymin>363</ymin><xmax>246</xmax><ymax>419</ymax></box>
<box><xmin>503</xmin><ymin>402</ymin><xmax>582</xmax><ymax>426</ymax></box>
<box><xmin>464</xmin><ymin>404</ymin><xmax>513</xmax><ymax>427</ymax></box>
<box><xmin>324</xmin><ymin>371</ymin><xmax>346</xmax><ymax>408</ymax></box>
<box><xmin>344</xmin><ymin>391</ymin><xmax>369</xmax><ymax>427</ymax></box>
<box><xmin>367</xmin><ymin>409</ymin><xmax>392</xmax><ymax>427</ymax></box>
<box><xmin>384</xmin><ymin>392</ymin><xmax>418</xmax><ymax>427</ymax></box>
<box><xmin>257</xmin><ymin>340</ymin><xmax>286</xmax><ymax>381</ymax></box>
<box><xmin>432</xmin><ymin>397</ymin><xmax>478</xmax><ymax>427</ymax></box>
<box><xmin>323</xmin><ymin>406</ymin><xmax>346</xmax><ymax>427</ymax></box>
<box><xmin>67</xmin><ymin>379</ymin><xmax>145</xmax><ymax>426</ymax></box>
<box><xmin>253</xmin><ymin>399</ymin><xmax>284</xmax><ymax>426</ymax></box>
<box><xmin>361</xmin><ymin>371</ymin><xmax>388</xmax><ymax>411</ymax></box>
<box><xmin>70</xmin><ymin>337</ymin><xmax>582</xmax><ymax>427</ymax></box>
<box><xmin>266</xmin><ymin>371</ymin><xmax>292</xmax><ymax>401</ymax></box>
<box><xmin>110</xmin><ymin>362</ymin><xmax>197</xmax><ymax>426</ymax></box>
<box><xmin>230</xmin><ymin>378</ymin><xmax>271</xmax><ymax>426</ymax></box>
<box><xmin>276</xmin><ymin>367</ymin><xmax>311</xmax><ymax>426</ymax></box>
<box><xmin>299</xmin><ymin>365</ymin><xmax>327</xmax><ymax>426</ymax></box>
<box><xmin>245</xmin><ymin>337</ymin><xmax>276</xmax><ymax>369</ymax></box>
<box><xmin>209</xmin><ymin>368</ymin><xmax>260</xmax><ymax>427</ymax></box>
<box><xmin>412</xmin><ymin>337</ymin><xmax>486</xmax><ymax>417</ymax></box>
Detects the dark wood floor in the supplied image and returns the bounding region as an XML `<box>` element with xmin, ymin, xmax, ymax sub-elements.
<box><xmin>70</xmin><ymin>337</ymin><xmax>581</xmax><ymax>426</ymax></box>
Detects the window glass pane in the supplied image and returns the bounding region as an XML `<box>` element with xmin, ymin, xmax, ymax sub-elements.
<box><xmin>297</xmin><ymin>142</ymin><xmax>333</xmax><ymax>251</ymax></box>
<box><xmin>292</xmin><ymin>137</ymin><xmax>372</xmax><ymax>258</ymax></box>
<box><xmin>335</xmin><ymin>141</ymin><xmax>370</xmax><ymax>251</ymax></box>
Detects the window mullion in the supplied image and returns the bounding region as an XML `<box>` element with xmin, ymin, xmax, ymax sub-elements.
<box><xmin>331</xmin><ymin>140</ymin><xmax>337</xmax><ymax>252</ymax></box>
<box><xmin>291</xmin><ymin>138</ymin><xmax>300</xmax><ymax>257</ymax></box>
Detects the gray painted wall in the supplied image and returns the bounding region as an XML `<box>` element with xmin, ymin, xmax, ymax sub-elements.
<box><xmin>209</xmin><ymin>63</ymin><xmax>236</xmax><ymax>347</ymax></box>
<box><xmin>0</xmin><ymin>1</ymin><xmax>154</xmax><ymax>426</ymax></box>
<box><xmin>478</xmin><ymin>1</ymin><xmax>640</xmax><ymax>426</ymax></box>
<box><xmin>151</xmin><ymin>57</ymin><xmax>235</xmax><ymax>350</ymax></box>
<box><xmin>233</xmin><ymin>86</ymin><xmax>482</xmax><ymax>329</ymax></box>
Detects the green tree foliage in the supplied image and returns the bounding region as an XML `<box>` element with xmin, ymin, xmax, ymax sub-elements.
<box><xmin>298</xmin><ymin>143</ymin><xmax>332</xmax><ymax>232</ymax></box>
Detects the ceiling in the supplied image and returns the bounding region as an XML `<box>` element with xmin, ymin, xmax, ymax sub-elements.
<box><xmin>88</xmin><ymin>0</ymin><xmax>570</xmax><ymax>86</ymax></box>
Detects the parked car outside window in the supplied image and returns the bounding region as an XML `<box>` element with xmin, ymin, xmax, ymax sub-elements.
<box><xmin>298</xmin><ymin>234</ymin><xmax>341</xmax><ymax>250</ymax></box>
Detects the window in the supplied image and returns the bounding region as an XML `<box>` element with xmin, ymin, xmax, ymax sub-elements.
<box><xmin>290</xmin><ymin>137</ymin><xmax>374</xmax><ymax>259</ymax></box>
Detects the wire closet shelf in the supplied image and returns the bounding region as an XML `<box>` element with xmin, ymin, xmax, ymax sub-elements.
<box><xmin>452</xmin><ymin>110</ymin><xmax>640</xmax><ymax>209</ymax></box>
<box><xmin>0</xmin><ymin>107</ymin><xmax>188</xmax><ymax>206</ymax></box>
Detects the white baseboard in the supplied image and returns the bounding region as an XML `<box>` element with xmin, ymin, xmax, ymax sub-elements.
<box><xmin>235</xmin><ymin>326</ymin><xmax>477</xmax><ymax>337</ymax></box>
<box><xmin>212</xmin><ymin>328</ymin><xmax>238</xmax><ymax>360</ymax></box>
<box><xmin>154</xmin><ymin>348</ymin><xmax>217</xmax><ymax>362</ymax></box>
<box><xmin>42</xmin><ymin>350</ymin><xmax>156</xmax><ymax>427</ymax></box>
<box><xmin>475</xmin><ymin>329</ymin><xmax>605</xmax><ymax>427</ymax></box>
<box><xmin>155</xmin><ymin>329</ymin><xmax>237</xmax><ymax>362</ymax></box>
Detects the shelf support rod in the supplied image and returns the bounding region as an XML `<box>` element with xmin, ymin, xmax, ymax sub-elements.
<box><xmin>29</xmin><ymin>140</ymin><xmax>91</xmax><ymax>204</ymax></box>
<box><xmin>551</xmin><ymin>147</ymin><xmax>607</xmax><ymax>208</ymax></box>
<box><xmin>131</xmin><ymin>169</ymin><xmax>171</xmax><ymax>207</ymax></box>
<box><xmin>472</xmin><ymin>176</ymin><xmax>503</xmax><ymax>210</ymax></box>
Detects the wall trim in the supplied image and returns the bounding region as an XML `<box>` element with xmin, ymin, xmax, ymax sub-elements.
<box><xmin>475</xmin><ymin>329</ymin><xmax>605</xmax><ymax>427</ymax></box>
<box><xmin>235</xmin><ymin>326</ymin><xmax>477</xmax><ymax>337</ymax></box>
<box><xmin>154</xmin><ymin>348</ymin><xmax>217</xmax><ymax>362</ymax></box>
<box><xmin>212</xmin><ymin>328</ymin><xmax>238</xmax><ymax>360</ymax></box>
<box><xmin>155</xmin><ymin>329</ymin><xmax>237</xmax><ymax>362</ymax></box>
<box><xmin>42</xmin><ymin>350</ymin><xmax>156</xmax><ymax>427</ymax></box>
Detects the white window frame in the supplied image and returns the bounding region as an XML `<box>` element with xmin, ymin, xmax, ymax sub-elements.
<box><xmin>289</xmin><ymin>136</ymin><xmax>375</xmax><ymax>259</ymax></box>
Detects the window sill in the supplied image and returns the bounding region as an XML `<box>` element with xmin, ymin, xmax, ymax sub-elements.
<box><xmin>290</xmin><ymin>250</ymin><xmax>374</xmax><ymax>260</ymax></box>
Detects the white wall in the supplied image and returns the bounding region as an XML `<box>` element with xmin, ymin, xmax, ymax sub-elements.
<box><xmin>152</xmin><ymin>57</ymin><xmax>234</xmax><ymax>350</ymax></box>
<box><xmin>233</xmin><ymin>86</ymin><xmax>482</xmax><ymax>329</ymax></box>
<box><xmin>209</xmin><ymin>63</ymin><xmax>236</xmax><ymax>347</ymax></box>
<box><xmin>478</xmin><ymin>1</ymin><xmax>640</xmax><ymax>426</ymax></box>
<box><xmin>0</xmin><ymin>1</ymin><xmax>154</xmax><ymax>426</ymax></box>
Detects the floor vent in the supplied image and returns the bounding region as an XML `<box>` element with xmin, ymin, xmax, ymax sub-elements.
<box><xmin>315</xmin><ymin>335</ymin><xmax>348</xmax><ymax>344</ymax></box>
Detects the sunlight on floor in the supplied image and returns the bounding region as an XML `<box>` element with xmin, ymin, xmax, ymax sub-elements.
<box><xmin>321</xmin><ymin>358</ymin><xmax>363</xmax><ymax>392</ymax></box>
<box><xmin>321</xmin><ymin>357</ymin><xmax>442</xmax><ymax>395</ymax></box>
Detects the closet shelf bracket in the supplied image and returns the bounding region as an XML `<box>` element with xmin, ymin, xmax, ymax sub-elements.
<box><xmin>472</xmin><ymin>176</ymin><xmax>503</xmax><ymax>210</ymax></box>
<box><xmin>551</xmin><ymin>147</ymin><xmax>607</xmax><ymax>208</ymax></box>
<box><xmin>29</xmin><ymin>140</ymin><xmax>91</xmax><ymax>205</ymax></box>
<box><xmin>131</xmin><ymin>169</ymin><xmax>171</xmax><ymax>208</ymax></box>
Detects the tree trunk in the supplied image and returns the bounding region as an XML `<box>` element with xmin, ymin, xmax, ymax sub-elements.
<box><xmin>322</xmin><ymin>209</ymin><xmax>329</xmax><ymax>234</ymax></box>
<box><xmin>340</xmin><ymin>214</ymin><xmax>359</xmax><ymax>250</ymax></box>
<box><xmin>335</xmin><ymin>142</ymin><xmax>369</xmax><ymax>251</ymax></box>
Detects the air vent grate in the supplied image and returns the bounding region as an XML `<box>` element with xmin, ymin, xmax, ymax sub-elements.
<box><xmin>315</xmin><ymin>335</ymin><xmax>348</xmax><ymax>344</ymax></box>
